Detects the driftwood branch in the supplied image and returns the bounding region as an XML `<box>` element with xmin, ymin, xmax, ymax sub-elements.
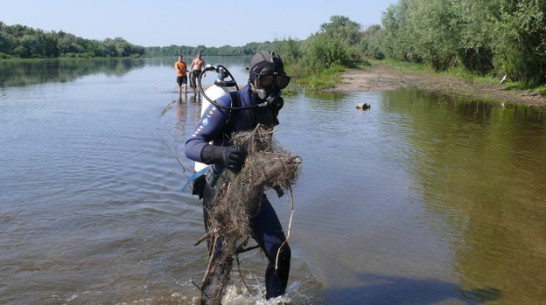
<box><xmin>275</xmin><ymin>186</ymin><xmax>294</xmax><ymax>271</ymax></box>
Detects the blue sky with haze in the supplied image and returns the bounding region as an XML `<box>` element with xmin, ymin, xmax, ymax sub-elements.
<box><xmin>1</xmin><ymin>0</ymin><xmax>397</xmax><ymax>47</ymax></box>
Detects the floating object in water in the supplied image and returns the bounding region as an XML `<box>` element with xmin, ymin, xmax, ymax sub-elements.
<box><xmin>356</xmin><ymin>103</ymin><xmax>371</xmax><ymax>110</ymax></box>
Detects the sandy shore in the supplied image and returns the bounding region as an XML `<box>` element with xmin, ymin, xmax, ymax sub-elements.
<box><xmin>328</xmin><ymin>63</ymin><xmax>546</xmax><ymax>108</ymax></box>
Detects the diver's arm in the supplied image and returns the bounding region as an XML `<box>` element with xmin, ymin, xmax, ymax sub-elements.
<box><xmin>184</xmin><ymin>98</ymin><xmax>230</xmax><ymax>162</ymax></box>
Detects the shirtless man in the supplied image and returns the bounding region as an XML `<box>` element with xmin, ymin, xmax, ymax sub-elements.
<box><xmin>190</xmin><ymin>53</ymin><xmax>206</xmax><ymax>91</ymax></box>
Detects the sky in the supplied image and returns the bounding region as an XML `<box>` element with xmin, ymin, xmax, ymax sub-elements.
<box><xmin>1</xmin><ymin>0</ymin><xmax>398</xmax><ymax>47</ymax></box>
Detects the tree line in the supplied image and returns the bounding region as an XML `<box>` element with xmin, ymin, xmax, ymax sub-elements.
<box><xmin>3</xmin><ymin>1</ymin><xmax>546</xmax><ymax>87</ymax></box>
<box><xmin>144</xmin><ymin>41</ymin><xmax>287</xmax><ymax>57</ymax></box>
<box><xmin>362</xmin><ymin>0</ymin><xmax>546</xmax><ymax>86</ymax></box>
<box><xmin>266</xmin><ymin>0</ymin><xmax>546</xmax><ymax>87</ymax></box>
<box><xmin>266</xmin><ymin>0</ymin><xmax>545</xmax><ymax>88</ymax></box>
<box><xmin>0</xmin><ymin>22</ymin><xmax>145</xmax><ymax>58</ymax></box>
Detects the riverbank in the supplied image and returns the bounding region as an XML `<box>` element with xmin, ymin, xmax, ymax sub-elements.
<box><xmin>329</xmin><ymin>62</ymin><xmax>546</xmax><ymax>108</ymax></box>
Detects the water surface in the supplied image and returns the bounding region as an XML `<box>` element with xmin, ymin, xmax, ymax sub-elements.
<box><xmin>1</xmin><ymin>57</ymin><xmax>545</xmax><ymax>305</ymax></box>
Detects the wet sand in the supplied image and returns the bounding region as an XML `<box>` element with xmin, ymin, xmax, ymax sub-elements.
<box><xmin>329</xmin><ymin>63</ymin><xmax>546</xmax><ymax>108</ymax></box>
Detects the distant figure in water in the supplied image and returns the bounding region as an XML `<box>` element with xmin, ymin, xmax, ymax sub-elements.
<box><xmin>175</xmin><ymin>55</ymin><xmax>188</xmax><ymax>96</ymax></box>
<box><xmin>190</xmin><ymin>53</ymin><xmax>206</xmax><ymax>93</ymax></box>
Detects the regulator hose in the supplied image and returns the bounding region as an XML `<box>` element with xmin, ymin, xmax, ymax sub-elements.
<box><xmin>197</xmin><ymin>64</ymin><xmax>269</xmax><ymax>110</ymax></box>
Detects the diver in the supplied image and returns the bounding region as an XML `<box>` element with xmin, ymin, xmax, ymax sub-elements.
<box><xmin>184</xmin><ymin>51</ymin><xmax>292</xmax><ymax>300</ymax></box>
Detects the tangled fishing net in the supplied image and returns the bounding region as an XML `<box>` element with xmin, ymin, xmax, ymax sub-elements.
<box><xmin>196</xmin><ymin>124</ymin><xmax>302</xmax><ymax>304</ymax></box>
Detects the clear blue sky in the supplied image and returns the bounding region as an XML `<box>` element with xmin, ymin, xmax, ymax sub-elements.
<box><xmin>1</xmin><ymin>0</ymin><xmax>397</xmax><ymax>47</ymax></box>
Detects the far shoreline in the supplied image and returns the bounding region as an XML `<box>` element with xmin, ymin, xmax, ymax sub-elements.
<box><xmin>328</xmin><ymin>62</ymin><xmax>546</xmax><ymax>108</ymax></box>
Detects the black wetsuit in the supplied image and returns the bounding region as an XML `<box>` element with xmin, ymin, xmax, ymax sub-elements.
<box><xmin>184</xmin><ymin>85</ymin><xmax>290</xmax><ymax>299</ymax></box>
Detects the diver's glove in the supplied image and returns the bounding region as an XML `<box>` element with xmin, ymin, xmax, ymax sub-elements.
<box><xmin>201</xmin><ymin>144</ymin><xmax>247</xmax><ymax>172</ymax></box>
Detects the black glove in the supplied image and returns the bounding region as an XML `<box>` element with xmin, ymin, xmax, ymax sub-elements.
<box><xmin>201</xmin><ymin>144</ymin><xmax>247</xmax><ymax>171</ymax></box>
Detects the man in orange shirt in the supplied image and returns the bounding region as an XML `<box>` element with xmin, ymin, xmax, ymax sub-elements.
<box><xmin>175</xmin><ymin>55</ymin><xmax>188</xmax><ymax>95</ymax></box>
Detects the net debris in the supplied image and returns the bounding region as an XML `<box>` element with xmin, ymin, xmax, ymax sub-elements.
<box><xmin>196</xmin><ymin>124</ymin><xmax>302</xmax><ymax>304</ymax></box>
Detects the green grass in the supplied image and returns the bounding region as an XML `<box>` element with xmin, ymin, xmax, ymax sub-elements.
<box><xmin>371</xmin><ymin>59</ymin><xmax>429</xmax><ymax>72</ymax></box>
<box><xmin>443</xmin><ymin>67</ymin><xmax>501</xmax><ymax>87</ymax></box>
<box><xmin>292</xmin><ymin>64</ymin><xmax>346</xmax><ymax>90</ymax></box>
<box><xmin>505</xmin><ymin>81</ymin><xmax>546</xmax><ymax>96</ymax></box>
<box><xmin>287</xmin><ymin>57</ymin><xmax>546</xmax><ymax>97</ymax></box>
<box><xmin>373</xmin><ymin>59</ymin><xmax>546</xmax><ymax>101</ymax></box>
<box><xmin>281</xmin><ymin>88</ymin><xmax>298</xmax><ymax>96</ymax></box>
<box><xmin>372</xmin><ymin>58</ymin><xmax>546</xmax><ymax>91</ymax></box>
<box><xmin>536</xmin><ymin>87</ymin><xmax>546</xmax><ymax>97</ymax></box>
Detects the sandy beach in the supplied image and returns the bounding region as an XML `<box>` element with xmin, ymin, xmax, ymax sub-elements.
<box><xmin>329</xmin><ymin>63</ymin><xmax>546</xmax><ymax>108</ymax></box>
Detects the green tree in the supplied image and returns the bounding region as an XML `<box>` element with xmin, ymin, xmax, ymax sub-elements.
<box><xmin>411</xmin><ymin>0</ymin><xmax>460</xmax><ymax>70</ymax></box>
<box><xmin>452</xmin><ymin>0</ymin><xmax>496</xmax><ymax>74</ymax></box>
<box><xmin>38</xmin><ymin>32</ymin><xmax>59</xmax><ymax>57</ymax></box>
<box><xmin>320</xmin><ymin>15</ymin><xmax>362</xmax><ymax>46</ymax></box>
<box><xmin>0</xmin><ymin>21</ymin><xmax>145</xmax><ymax>58</ymax></box>
<box><xmin>57</xmin><ymin>32</ymin><xmax>84</xmax><ymax>54</ymax></box>
<box><xmin>269</xmin><ymin>38</ymin><xmax>302</xmax><ymax>65</ymax></box>
<box><xmin>16</xmin><ymin>34</ymin><xmax>40</xmax><ymax>57</ymax></box>
<box><xmin>0</xmin><ymin>22</ymin><xmax>14</xmax><ymax>55</ymax></box>
<box><xmin>0</xmin><ymin>31</ymin><xmax>14</xmax><ymax>55</ymax></box>
<box><xmin>361</xmin><ymin>24</ymin><xmax>385</xmax><ymax>59</ymax></box>
<box><xmin>381</xmin><ymin>1</ymin><xmax>422</xmax><ymax>62</ymax></box>
<box><xmin>491</xmin><ymin>0</ymin><xmax>546</xmax><ymax>84</ymax></box>
<box><xmin>378</xmin><ymin>0</ymin><xmax>546</xmax><ymax>84</ymax></box>
<box><xmin>302</xmin><ymin>33</ymin><xmax>349</xmax><ymax>70</ymax></box>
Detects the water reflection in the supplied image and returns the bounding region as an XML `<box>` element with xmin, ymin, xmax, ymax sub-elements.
<box><xmin>323</xmin><ymin>274</ymin><xmax>501</xmax><ymax>305</ymax></box>
<box><xmin>380</xmin><ymin>89</ymin><xmax>546</xmax><ymax>304</ymax></box>
<box><xmin>305</xmin><ymin>90</ymin><xmax>348</xmax><ymax>101</ymax></box>
<box><xmin>0</xmin><ymin>56</ymin><xmax>251</xmax><ymax>89</ymax></box>
<box><xmin>2</xmin><ymin>57</ymin><xmax>546</xmax><ymax>304</ymax></box>
<box><xmin>0</xmin><ymin>58</ymin><xmax>148</xmax><ymax>88</ymax></box>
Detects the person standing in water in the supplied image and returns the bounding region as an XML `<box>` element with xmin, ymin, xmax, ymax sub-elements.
<box><xmin>175</xmin><ymin>55</ymin><xmax>188</xmax><ymax>96</ymax></box>
<box><xmin>190</xmin><ymin>53</ymin><xmax>206</xmax><ymax>92</ymax></box>
<box><xmin>185</xmin><ymin>51</ymin><xmax>292</xmax><ymax>300</ymax></box>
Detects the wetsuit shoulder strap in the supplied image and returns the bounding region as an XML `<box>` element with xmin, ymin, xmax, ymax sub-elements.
<box><xmin>226</xmin><ymin>91</ymin><xmax>240</xmax><ymax>130</ymax></box>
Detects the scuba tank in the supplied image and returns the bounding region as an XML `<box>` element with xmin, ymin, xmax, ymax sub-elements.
<box><xmin>187</xmin><ymin>62</ymin><xmax>277</xmax><ymax>195</ymax></box>
<box><xmin>184</xmin><ymin>64</ymin><xmax>239</xmax><ymax>196</ymax></box>
<box><xmin>194</xmin><ymin>65</ymin><xmax>239</xmax><ymax>173</ymax></box>
<box><xmin>185</xmin><ymin>61</ymin><xmax>287</xmax><ymax>195</ymax></box>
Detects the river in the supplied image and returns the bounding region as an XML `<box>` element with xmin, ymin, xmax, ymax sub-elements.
<box><xmin>1</xmin><ymin>57</ymin><xmax>545</xmax><ymax>305</ymax></box>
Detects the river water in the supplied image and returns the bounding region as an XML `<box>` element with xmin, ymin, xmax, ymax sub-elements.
<box><xmin>1</xmin><ymin>57</ymin><xmax>545</xmax><ymax>305</ymax></box>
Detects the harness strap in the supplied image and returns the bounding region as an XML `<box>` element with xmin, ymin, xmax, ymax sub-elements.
<box><xmin>227</xmin><ymin>91</ymin><xmax>240</xmax><ymax>129</ymax></box>
<box><xmin>223</xmin><ymin>91</ymin><xmax>240</xmax><ymax>143</ymax></box>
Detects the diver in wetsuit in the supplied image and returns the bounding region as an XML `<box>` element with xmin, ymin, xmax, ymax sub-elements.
<box><xmin>184</xmin><ymin>51</ymin><xmax>291</xmax><ymax>299</ymax></box>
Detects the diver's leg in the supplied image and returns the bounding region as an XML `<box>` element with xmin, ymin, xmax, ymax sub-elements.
<box><xmin>250</xmin><ymin>195</ymin><xmax>291</xmax><ymax>299</ymax></box>
<box><xmin>201</xmin><ymin>182</ymin><xmax>222</xmax><ymax>256</ymax></box>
